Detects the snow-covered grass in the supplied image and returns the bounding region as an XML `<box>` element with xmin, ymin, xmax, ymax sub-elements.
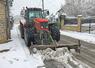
<box><xmin>64</xmin><ymin>23</ymin><xmax>95</xmax><ymax>26</ymax></box>
<box><xmin>0</xmin><ymin>23</ymin><xmax>44</xmax><ymax>68</ymax></box>
<box><xmin>60</xmin><ymin>30</ymin><xmax>95</xmax><ymax>44</ymax></box>
<box><xmin>82</xmin><ymin>23</ymin><xmax>95</xmax><ymax>26</ymax></box>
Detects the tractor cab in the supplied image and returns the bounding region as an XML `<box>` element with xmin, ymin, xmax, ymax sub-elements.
<box><xmin>24</xmin><ymin>8</ymin><xmax>49</xmax><ymax>31</ymax></box>
<box><xmin>20</xmin><ymin>7</ymin><xmax>60</xmax><ymax>46</ymax></box>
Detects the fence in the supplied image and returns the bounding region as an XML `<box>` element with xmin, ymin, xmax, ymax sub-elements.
<box><xmin>81</xmin><ymin>16</ymin><xmax>95</xmax><ymax>34</ymax></box>
<box><xmin>57</xmin><ymin>15</ymin><xmax>95</xmax><ymax>34</ymax></box>
<box><xmin>58</xmin><ymin>15</ymin><xmax>82</xmax><ymax>32</ymax></box>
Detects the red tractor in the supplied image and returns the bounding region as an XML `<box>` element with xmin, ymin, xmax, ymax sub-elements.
<box><xmin>20</xmin><ymin>8</ymin><xmax>60</xmax><ymax>47</ymax></box>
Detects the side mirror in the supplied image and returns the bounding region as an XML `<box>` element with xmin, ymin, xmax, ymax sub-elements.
<box><xmin>44</xmin><ymin>10</ymin><xmax>50</xmax><ymax>16</ymax></box>
<box><xmin>47</xmin><ymin>11</ymin><xmax>49</xmax><ymax>15</ymax></box>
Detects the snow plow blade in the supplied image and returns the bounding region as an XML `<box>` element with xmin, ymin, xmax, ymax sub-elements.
<box><xmin>30</xmin><ymin>44</ymin><xmax>79</xmax><ymax>50</ymax></box>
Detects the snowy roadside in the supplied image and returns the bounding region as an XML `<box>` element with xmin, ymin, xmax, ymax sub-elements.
<box><xmin>82</xmin><ymin>23</ymin><xmax>95</xmax><ymax>26</ymax></box>
<box><xmin>60</xmin><ymin>30</ymin><xmax>95</xmax><ymax>44</ymax></box>
<box><xmin>0</xmin><ymin>23</ymin><xmax>44</xmax><ymax>68</ymax></box>
<box><xmin>64</xmin><ymin>23</ymin><xmax>95</xmax><ymax>26</ymax></box>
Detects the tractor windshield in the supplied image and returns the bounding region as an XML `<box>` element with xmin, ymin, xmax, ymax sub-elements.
<box><xmin>29</xmin><ymin>11</ymin><xmax>42</xmax><ymax>22</ymax></box>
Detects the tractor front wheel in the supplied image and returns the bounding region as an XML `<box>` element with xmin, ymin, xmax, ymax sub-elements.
<box><xmin>49</xmin><ymin>25</ymin><xmax>60</xmax><ymax>42</ymax></box>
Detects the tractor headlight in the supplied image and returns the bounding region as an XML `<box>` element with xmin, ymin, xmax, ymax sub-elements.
<box><xmin>41</xmin><ymin>22</ymin><xmax>48</xmax><ymax>28</ymax></box>
<box><xmin>41</xmin><ymin>26</ymin><xmax>44</xmax><ymax>28</ymax></box>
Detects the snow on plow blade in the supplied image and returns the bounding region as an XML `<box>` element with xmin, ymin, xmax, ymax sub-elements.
<box><xmin>30</xmin><ymin>44</ymin><xmax>79</xmax><ymax>50</ymax></box>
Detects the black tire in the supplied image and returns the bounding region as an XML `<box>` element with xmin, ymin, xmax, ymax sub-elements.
<box><xmin>20</xmin><ymin>22</ymin><xmax>24</xmax><ymax>39</ymax></box>
<box><xmin>24</xmin><ymin>29</ymin><xmax>31</xmax><ymax>47</ymax></box>
<box><xmin>25</xmin><ymin>38</ymin><xmax>31</xmax><ymax>47</ymax></box>
<box><xmin>24</xmin><ymin>28</ymin><xmax>36</xmax><ymax>47</ymax></box>
<box><xmin>49</xmin><ymin>25</ymin><xmax>60</xmax><ymax>42</ymax></box>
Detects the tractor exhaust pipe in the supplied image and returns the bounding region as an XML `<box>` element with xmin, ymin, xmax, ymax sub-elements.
<box><xmin>42</xmin><ymin>0</ymin><xmax>44</xmax><ymax>12</ymax></box>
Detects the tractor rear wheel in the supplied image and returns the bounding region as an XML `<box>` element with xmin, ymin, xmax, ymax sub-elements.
<box><xmin>20</xmin><ymin>22</ymin><xmax>24</xmax><ymax>39</ymax></box>
<box><xmin>24</xmin><ymin>28</ymin><xmax>36</xmax><ymax>47</ymax></box>
<box><xmin>50</xmin><ymin>25</ymin><xmax>60</xmax><ymax>42</ymax></box>
<box><xmin>24</xmin><ymin>29</ymin><xmax>31</xmax><ymax>47</ymax></box>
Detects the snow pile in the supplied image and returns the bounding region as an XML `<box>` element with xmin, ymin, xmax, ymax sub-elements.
<box><xmin>60</xmin><ymin>30</ymin><xmax>95</xmax><ymax>44</ymax></box>
<box><xmin>39</xmin><ymin>48</ymin><xmax>90</xmax><ymax>68</ymax></box>
<box><xmin>40</xmin><ymin>48</ymin><xmax>68</xmax><ymax>61</ymax></box>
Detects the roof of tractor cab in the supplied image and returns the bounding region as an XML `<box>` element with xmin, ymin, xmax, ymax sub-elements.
<box><xmin>27</xmin><ymin>8</ymin><xmax>42</xmax><ymax>11</ymax></box>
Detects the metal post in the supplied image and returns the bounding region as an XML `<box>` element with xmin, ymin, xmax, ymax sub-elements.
<box><xmin>89</xmin><ymin>19</ymin><xmax>91</xmax><ymax>34</ymax></box>
<box><xmin>77</xmin><ymin>15</ymin><xmax>82</xmax><ymax>53</ymax></box>
<box><xmin>77</xmin><ymin>15</ymin><xmax>82</xmax><ymax>32</ymax></box>
<box><xmin>42</xmin><ymin>0</ymin><xmax>44</xmax><ymax>12</ymax></box>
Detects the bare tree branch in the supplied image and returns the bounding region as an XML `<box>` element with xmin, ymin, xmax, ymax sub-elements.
<box><xmin>61</xmin><ymin>0</ymin><xmax>95</xmax><ymax>16</ymax></box>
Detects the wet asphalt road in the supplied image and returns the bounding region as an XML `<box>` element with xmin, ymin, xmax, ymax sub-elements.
<box><xmin>59</xmin><ymin>35</ymin><xmax>95</xmax><ymax>68</ymax></box>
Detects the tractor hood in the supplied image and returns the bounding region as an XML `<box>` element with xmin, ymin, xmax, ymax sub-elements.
<box><xmin>34</xmin><ymin>18</ymin><xmax>48</xmax><ymax>23</ymax></box>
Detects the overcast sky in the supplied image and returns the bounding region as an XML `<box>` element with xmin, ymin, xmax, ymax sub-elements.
<box><xmin>11</xmin><ymin>0</ymin><xmax>65</xmax><ymax>16</ymax></box>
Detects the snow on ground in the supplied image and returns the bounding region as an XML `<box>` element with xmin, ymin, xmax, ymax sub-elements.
<box><xmin>60</xmin><ymin>30</ymin><xmax>95</xmax><ymax>44</ymax></box>
<box><xmin>0</xmin><ymin>24</ymin><xmax>44</xmax><ymax>68</ymax></box>
<box><xmin>64</xmin><ymin>23</ymin><xmax>95</xmax><ymax>26</ymax></box>
<box><xmin>91</xmin><ymin>30</ymin><xmax>95</xmax><ymax>34</ymax></box>
<box><xmin>82</xmin><ymin>23</ymin><xmax>95</xmax><ymax>26</ymax></box>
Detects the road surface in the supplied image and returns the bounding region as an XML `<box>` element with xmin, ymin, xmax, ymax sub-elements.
<box><xmin>59</xmin><ymin>35</ymin><xmax>95</xmax><ymax>68</ymax></box>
